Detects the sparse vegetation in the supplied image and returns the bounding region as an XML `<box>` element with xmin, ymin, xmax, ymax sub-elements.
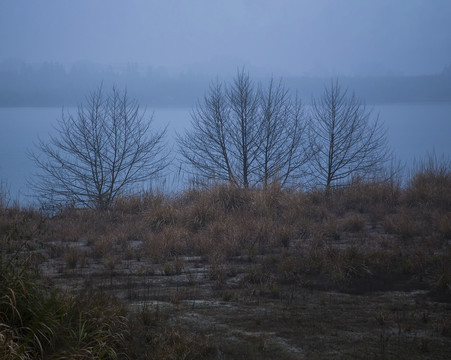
<box><xmin>1</xmin><ymin>155</ymin><xmax>450</xmax><ymax>359</ymax></box>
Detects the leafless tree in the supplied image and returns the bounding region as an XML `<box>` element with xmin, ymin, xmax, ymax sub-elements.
<box><xmin>258</xmin><ymin>79</ymin><xmax>310</xmax><ymax>187</ymax></box>
<box><xmin>227</xmin><ymin>70</ymin><xmax>261</xmax><ymax>187</ymax></box>
<box><xmin>178</xmin><ymin>70</ymin><xmax>310</xmax><ymax>188</ymax></box>
<box><xmin>29</xmin><ymin>86</ymin><xmax>169</xmax><ymax>209</ymax></box>
<box><xmin>178</xmin><ymin>70</ymin><xmax>260</xmax><ymax>188</ymax></box>
<box><xmin>178</xmin><ymin>80</ymin><xmax>236</xmax><ymax>185</ymax></box>
<box><xmin>308</xmin><ymin>81</ymin><xmax>390</xmax><ymax>189</ymax></box>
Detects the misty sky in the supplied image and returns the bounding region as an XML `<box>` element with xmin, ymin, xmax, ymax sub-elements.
<box><xmin>1</xmin><ymin>0</ymin><xmax>451</xmax><ymax>76</ymax></box>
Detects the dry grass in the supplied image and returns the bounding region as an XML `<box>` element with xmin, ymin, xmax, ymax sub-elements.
<box><xmin>1</xmin><ymin>156</ymin><xmax>450</xmax><ymax>359</ymax></box>
<box><xmin>0</xmin><ymin>238</ymin><xmax>128</xmax><ymax>360</ymax></box>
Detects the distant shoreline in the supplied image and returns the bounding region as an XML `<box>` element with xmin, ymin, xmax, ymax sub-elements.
<box><xmin>1</xmin><ymin>63</ymin><xmax>450</xmax><ymax>107</ymax></box>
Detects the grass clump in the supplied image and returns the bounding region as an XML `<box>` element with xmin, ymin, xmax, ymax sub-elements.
<box><xmin>0</xmin><ymin>256</ymin><xmax>128</xmax><ymax>359</ymax></box>
<box><xmin>404</xmin><ymin>153</ymin><xmax>451</xmax><ymax>209</ymax></box>
<box><xmin>0</xmin><ymin>210</ymin><xmax>128</xmax><ymax>360</ymax></box>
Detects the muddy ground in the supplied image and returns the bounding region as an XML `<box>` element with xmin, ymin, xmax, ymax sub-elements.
<box><xmin>39</xmin><ymin>237</ymin><xmax>451</xmax><ymax>360</ymax></box>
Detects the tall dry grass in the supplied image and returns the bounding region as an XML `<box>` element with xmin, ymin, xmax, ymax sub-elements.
<box><xmin>0</xmin><ymin>213</ymin><xmax>129</xmax><ymax>359</ymax></box>
<box><xmin>1</xmin><ymin>154</ymin><xmax>450</xmax><ymax>357</ymax></box>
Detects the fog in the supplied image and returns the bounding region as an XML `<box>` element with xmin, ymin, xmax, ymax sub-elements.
<box><xmin>1</xmin><ymin>0</ymin><xmax>450</xmax><ymax>77</ymax></box>
<box><xmin>1</xmin><ymin>1</ymin><xmax>451</xmax><ymax>203</ymax></box>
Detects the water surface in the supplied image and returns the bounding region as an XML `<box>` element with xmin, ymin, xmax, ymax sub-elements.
<box><xmin>1</xmin><ymin>103</ymin><xmax>450</xmax><ymax>204</ymax></box>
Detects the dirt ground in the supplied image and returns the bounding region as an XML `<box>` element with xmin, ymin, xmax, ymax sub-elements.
<box><xmin>41</xmin><ymin>239</ymin><xmax>451</xmax><ymax>360</ymax></box>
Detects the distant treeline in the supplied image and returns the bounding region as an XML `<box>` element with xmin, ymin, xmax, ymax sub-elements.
<box><xmin>1</xmin><ymin>60</ymin><xmax>450</xmax><ymax>107</ymax></box>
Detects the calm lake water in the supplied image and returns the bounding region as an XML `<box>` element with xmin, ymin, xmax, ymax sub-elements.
<box><xmin>1</xmin><ymin>103</ymin><xmax>450</xmax><ymax>204</ymax></box>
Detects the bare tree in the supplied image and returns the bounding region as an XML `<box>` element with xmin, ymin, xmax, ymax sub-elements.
<box><xmin>258</xmin><ymin>79</ymin><xmax>310</xmax><ymax>187</ymax></box>
<box><xmin>178</xmin><ymin>70</ymin><xmax>310</xmax><ymax>188</ymax></box>
<box><xmin>178</xmin><ymin>80</ymin><xmax>236</xmax><ymax>185</ymax></box>
<box><xmin>29</xmin><ymin>86</ymin><xmax>169</xmax><ymax>209</ymax></box>
<box><xmin>178</xmin><ymin>70</ymin><xmax>260</xmax><ymax>188</ymax></box>
<box><xmin>227</xmin><ymin>70</ymin><xmax>261</xmax><ymax>187</ymax></box>
<box><xmin>308</xmin><ymin>81</ymin><xmax>390</xmax><ymax>189</ymax></box>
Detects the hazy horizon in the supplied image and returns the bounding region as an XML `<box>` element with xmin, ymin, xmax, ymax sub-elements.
<box><xmin>1</xmin><ymin>0</ymin><xmax>450</xmax><ymax>77</ymax></box>
<box><xmin>1</xmin><ymin>0</ymin><xmax>451</xmax><ymax>202</ymax></box>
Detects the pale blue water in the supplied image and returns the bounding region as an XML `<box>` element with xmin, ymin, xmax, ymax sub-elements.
<box><xmin>1</xmin><ymin>104</ymin><xmax>450</xmax><ymax>204</ymax></box>
<box><xmin>377</xmin><ymin>103</ymin><xmax>451</xmax><ymax>165</ymax></box>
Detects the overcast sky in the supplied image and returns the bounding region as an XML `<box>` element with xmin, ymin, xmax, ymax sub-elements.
<box><xmin>1</xmin><ymin>0</ymin><xmax>450</xmax><ymax>76</ymax></box>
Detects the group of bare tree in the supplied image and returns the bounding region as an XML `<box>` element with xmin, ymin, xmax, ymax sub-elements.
<box><xmin>178</xmin><ymin>70</ymin><xmax>311</xmax><ymax>188</ymax></box>
<box><xmin>179</xmin><ymin>70</ymin><xmax>390</xmax><ymax>190</ymax></box>
<box><xmin>30</xmin><ymin>71</ymin><xmax>391</xmax><ymax>209</ymax></box>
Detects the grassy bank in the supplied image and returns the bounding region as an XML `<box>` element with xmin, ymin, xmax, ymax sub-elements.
<box><xmin>1</xmin><ymin>158</ymin><xmax>450</xmax><ymax>359</ymax></box>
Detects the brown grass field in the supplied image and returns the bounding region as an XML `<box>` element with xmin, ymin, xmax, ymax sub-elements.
<box><xmin>1</xmin><ymin>160</ymin><xmax>450</xmax><ymax>359</ymax></box>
